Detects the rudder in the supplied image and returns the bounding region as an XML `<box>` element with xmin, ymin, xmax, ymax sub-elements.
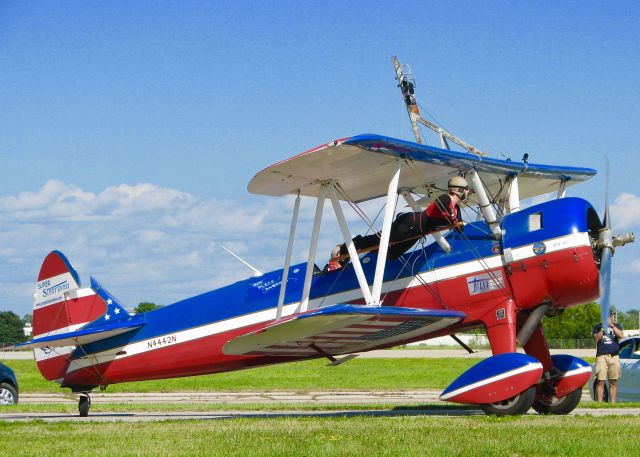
<box><xmin>32</xmin><ymin>251</ymin><xmax>108</xmax><ymax>381</ymax></box>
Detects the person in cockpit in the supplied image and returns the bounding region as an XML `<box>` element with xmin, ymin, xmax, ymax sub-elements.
<box><xmin>323</xmin><ymin>244</ymin><xmax>348</xmax><ymax>272</ymax></box>
<box><xmin>325</xmin><ymin>176</ymin><xmax>469</xmax><ymax>270</ymax></box>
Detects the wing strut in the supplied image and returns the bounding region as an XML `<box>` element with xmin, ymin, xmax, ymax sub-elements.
<box><xmin>309</xmin><ymin>343</ymin><xmax>359</xmax><ymax>366</ymax></box>
<box><xmin>468</xmin><ymin>169</ymin><xmax>502</xmax><ymax>238</ymax></box>
<box><xmin>276</xmin><ymin>193</ymin><xmax>301</xmax><ymax>321</ymax></box>
<box><xmin>450</xmin><ymin>334</ymin><xmax>475</xmax><ymax>354</ymax></box>
<box><xmin>329</xmin><ymin>185</ymin><xmax>374</xmax><ymax>305</ymax></box>
<box><xmin>557</xmin><ymin>178</ymin><xmax>568</xmax><ymax>199</ymax></box>
<box><xmin>371</xmin><ymin>160</ymin><xmax>402</xmax><ymax>306</ymax></box>
<box><xmin>507</xmin><ymin>175</ymin><xmax>520</xmax><ymax>213</ymax></box>
<box><xmin>299</xmin><ymin>184</ymin><xmax>326</xmax><ymax>313</ymax></box>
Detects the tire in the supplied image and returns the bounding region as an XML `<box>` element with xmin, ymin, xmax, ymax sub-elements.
<box><xmin>79</xmin><ymin>395</ymin><xmax>90</xmax><ymax>417</ymax></box>
<box><xmin>0</xmin><ymin>382</ymin><xmax>18</xmax><ymax>405</ymax></box>
<box><xmin>480</xmin><ymin>386</ymin><xmax>536</xmax><ymax>416</ymax></box>
<box><xmin>532</xmin><ymin>388</ymin><xmax>582</xmax><ymax>415</ymax></box>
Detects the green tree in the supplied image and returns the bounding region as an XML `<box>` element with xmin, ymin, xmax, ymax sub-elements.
<box><xmin>616</xmin><ymin>309</ymin><xmax>639</xmax><ymax>331</ymax></box>
<box><xmin>134</xmin><ymin>302</ymin><xmax>162</xmax><ymax>314</ymax></box>
<box><xmin>22</xmin><ymin>313</ymin><xmax>32</xmax><ymax>324</ymax></box>
<box><xmin>542</xmin><ymin>302</ymin><xmax>601</xmax><ymax>340</ymax></box>
<box><xmin>0</xmin><ymin>311</ymin><xmax>28</xmax><ymax>344</ymax></box>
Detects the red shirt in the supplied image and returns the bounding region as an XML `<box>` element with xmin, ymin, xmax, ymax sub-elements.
<box><xmin>425</xmin><ymin>194</ymin><xmax>460</xmax><ymax>226</ymax></box>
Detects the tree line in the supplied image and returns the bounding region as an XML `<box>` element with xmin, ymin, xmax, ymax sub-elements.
<box><xmin>542</xmin><ymin>302</ymin><xmax>639</xmax><ymax>339</ymax></box>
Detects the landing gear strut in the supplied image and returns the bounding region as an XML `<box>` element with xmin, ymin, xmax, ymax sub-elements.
<box><xmin>78</xmin><ymin>393</ymin><xmax>91</xmax><ymax>417</ymax></box>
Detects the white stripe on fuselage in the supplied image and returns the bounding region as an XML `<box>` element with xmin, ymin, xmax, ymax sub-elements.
<box><xmin>505</xmin><ymin>232</ymin><xmax>590</xmax><ymax>263</ymax></box>
<box><xmin>64</xmin><ymin>232</ymin><xmax>591</xmax><ymax>375</ymax></box>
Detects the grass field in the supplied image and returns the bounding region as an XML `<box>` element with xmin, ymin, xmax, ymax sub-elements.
<box><xmin>3</xmin><ymin>356</ymin><xmax>640</xmax><ymax>456</ymax></box>
<box><xmin>3</xmin><ymin>358</ymin><xmax>484</xmax><ymax>392</ymax></box>
<box><xmin>2</xmin><ymin>416</ymin><xmax>639</xmax><ymax>456</ymax></box>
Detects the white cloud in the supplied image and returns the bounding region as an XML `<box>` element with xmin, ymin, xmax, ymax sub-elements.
<box><xmin>0</xmin><ymin>181</ymin><xmax>389</xmax><ymax>317</ymax></box>
<box><xmin>2</xmin><ymin>181</ymin><xmax>640</xmax><ymax>316</ymax></box>
<box><xmin>0</xmin><ymin>181</ymin><xmax>301</xmax><ymax>316</ymax></box>
<box><xmin>611</xmin><ymin>193</ymin><xmax>640</xmax><ymax>230</ymax></box>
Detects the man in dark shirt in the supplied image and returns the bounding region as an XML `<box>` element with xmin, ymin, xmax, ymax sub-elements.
<box><xmin>593</xmin><ymin>313</ymin><xmax>625</xmax><ymax>402</ymax></box>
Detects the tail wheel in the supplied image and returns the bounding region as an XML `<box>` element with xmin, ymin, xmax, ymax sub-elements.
<box><xmin>532</xmin><ymin>388</ymin><xmax>582</xmax><ymax>415</ymax></box>
<box><xmin>480</xmin><ymin>386</ymin><xmax>536</xmax><ymax>416</ymax></box>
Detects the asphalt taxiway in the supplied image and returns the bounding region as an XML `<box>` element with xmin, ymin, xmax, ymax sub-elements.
<box><xmin>2</xmin><ymin>406</ymin><xmax>640</xmax><ymax>423</ymax></box>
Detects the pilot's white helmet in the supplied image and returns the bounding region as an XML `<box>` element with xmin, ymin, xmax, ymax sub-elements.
<box><xmin>448</xmin><ymin>176</ymin><xmax>468</xmax><ymax>189</ymax></box>
<box><xmin>448</xmin><ymin>176</ymin><xmax>469</xmax><ymax>199</ymax></box>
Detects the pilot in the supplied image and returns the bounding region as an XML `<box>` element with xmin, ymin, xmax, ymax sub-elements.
<box><xmin>325</xmin><ymin>176</ymin><xmax>469</xmax><ymax>268</ymax></box>
<box><xmin>323</xmin><ymin>244</ymin><xmax>348</xmax><ymax>272</ymax></box>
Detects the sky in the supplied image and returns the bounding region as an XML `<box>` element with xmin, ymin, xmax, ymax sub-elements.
<box><xmin>1</xmin><ymin>1</ymin><xmax>639</xmax><ymax>318</ymax></box>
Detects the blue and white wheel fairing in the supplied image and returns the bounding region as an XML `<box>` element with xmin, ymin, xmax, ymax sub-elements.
<box><xmin>440</xmin><ymin>353</ymin><xmax>543</xmax><ymax>405</ymax></box>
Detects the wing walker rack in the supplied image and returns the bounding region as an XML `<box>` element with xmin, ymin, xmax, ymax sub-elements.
<box><xmin>274</xmin><ymin>57</ymin><xmax>536</xmax><ymax>322</ymax></box>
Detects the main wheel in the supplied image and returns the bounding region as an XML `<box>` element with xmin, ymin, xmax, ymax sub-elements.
<box><xmin>480</xmin><ymin>386</ymin><xmax>536</xmax><ymax>416</ymax></box>
<box><xmin>78</xmin><ymin>395</ymin><xmax>91</xmax><ymax>417</ymax></box>
<box><xmin>0</xmin><ymin>383</ymin><xmax>18</xmax><ymax>405</ymax></box>
<box><xmin>532</xmin><ymin>388</ymin><xmax>582</xmax><ymax>415</ymax></box>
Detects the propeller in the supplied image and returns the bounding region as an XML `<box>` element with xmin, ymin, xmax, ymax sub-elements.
<box><xmin>598</xmin><ymin>229</ymin><xmax>613</xmax><ymax>333</ymax></box>
<box><xmin>598</xmin><ymin>160</ymin><xmax>613</xmax><ymax>332</ymax></box>
<box><xmin>597</xmin><ymin>159</ymin><xmax>635</xmax><ymax>332</ymax></box>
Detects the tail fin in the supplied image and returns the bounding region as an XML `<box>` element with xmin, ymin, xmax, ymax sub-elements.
<box><xmin>32</xmin><ymin>251</ymin><xmax>108</xmax><ymax>381</ymax></box>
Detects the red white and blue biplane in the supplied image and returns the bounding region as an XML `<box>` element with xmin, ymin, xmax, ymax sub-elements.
<box><xmin>14</xmin><ymin>59</ymin><xmax>635</xmax><ymax>417</ymax></box>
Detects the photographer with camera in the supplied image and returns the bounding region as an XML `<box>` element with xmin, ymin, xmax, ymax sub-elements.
<box><xmin>593</xmin><ymin>312</ymin><xmax>624</xmax><ymax>402</ymax></box>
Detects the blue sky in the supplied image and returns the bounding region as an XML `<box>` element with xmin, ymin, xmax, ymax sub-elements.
<box><xmin>1</xmin><ymin>1</ymin><xmax>639</xmax><ymax>318</ymax></box>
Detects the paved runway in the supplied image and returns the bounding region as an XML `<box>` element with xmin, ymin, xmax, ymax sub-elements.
<box><xmin>4</xmin><ymin>389</ymin><xmax>635</xmax><ymax>423</ymax></box>
<box><xmin>0</xmin><ymin>348</ymin><xmax>595</xmax><ymax>360</ymax></box>
<box><xmin>20</xmin><ymin>390</ymin><xmax>445</xmax><ymax>405</ymax></box>
<box><xmin>3</xmin><ymin>406</ymin><xmax>639</xmax><ymax>423</ymax></box>
<box><xmin>19</xmin><ymin>389</ymin><xmax>596</xmax><ymax>405</ymax></box>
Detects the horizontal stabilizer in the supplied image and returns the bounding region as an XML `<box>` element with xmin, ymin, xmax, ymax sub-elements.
<box><xmin>223</xmin><ymin>304</ymin><xmax>464</xmax><ymax>357</ymax></box>
<box><xmin>12</xmin><ymin>319</ymin><xmax>144</xmax><ymax>349</ymax></box>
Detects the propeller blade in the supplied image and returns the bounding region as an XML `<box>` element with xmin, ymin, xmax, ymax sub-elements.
<box><xmin>599</xmin><ymin>246</ymin><xmax>612</xmax><ymax>333</ymax></box>
<box><xmin>603</xmin><ymin>157</ymin><xmax>610</xmax><ymax>230</ymax></box>
<box><xmin>599</xmin><ymin>157</ymin><xmax>612</xmax><ymax>331</ymax></box>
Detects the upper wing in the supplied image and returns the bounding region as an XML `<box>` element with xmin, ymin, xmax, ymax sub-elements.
<box><xmin>248</xmin><ymin>134</ymin><xmax>596</xmax><ymax>203</ymax></box>
<box><xmin>223</xmin><ymin>304</ymin><xmax>465</xmax><ymax>357</ymax></box>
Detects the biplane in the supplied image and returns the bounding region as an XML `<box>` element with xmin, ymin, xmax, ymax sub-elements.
<box><xmin>14</xmin><ymin>60</ymin><xmax>635</xmax><ymax>417</ymax></box>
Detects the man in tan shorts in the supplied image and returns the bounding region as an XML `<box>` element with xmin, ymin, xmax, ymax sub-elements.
<box><xmin>593</xmin><ymin>313</ymin><xmax>624</xmax><ymax>402</ymax></box>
